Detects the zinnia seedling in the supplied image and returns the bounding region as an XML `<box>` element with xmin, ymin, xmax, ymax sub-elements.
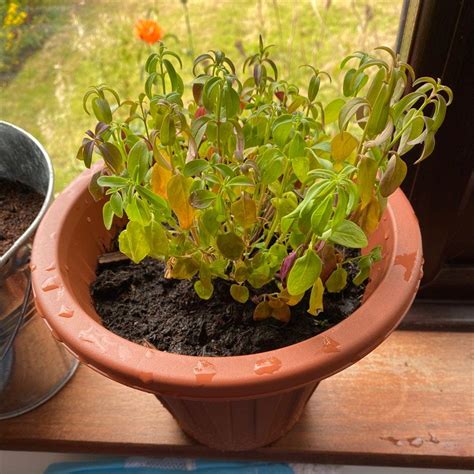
<box><xmin>77</xmin><ymin>38</ymin><xmax>452</xmax><ymax>322</ymax></box>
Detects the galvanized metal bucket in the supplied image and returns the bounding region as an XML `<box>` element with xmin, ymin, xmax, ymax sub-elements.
<box><xmin>0</xmin><ymin>121</ymin><xmax>78</xmax><ymax>419</ymax></box>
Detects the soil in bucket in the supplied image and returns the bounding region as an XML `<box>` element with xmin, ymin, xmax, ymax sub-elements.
<box><xmin>0</xmin><ymin>178</ymin><xmax>44</xmax><ymax>255</ymax></box>
<box><xmin>92</xmin><ymin>251</ymin><xmax>366</xmax><ymax>357</ymax></box>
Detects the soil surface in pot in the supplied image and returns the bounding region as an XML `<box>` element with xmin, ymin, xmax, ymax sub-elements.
<box><xmin>0</xmin><ymin>178</ymin><xmax>44</xmax><ymax>255</ymax></box>
<box><xmin>92</xmin><ymin>256</ymin><xmax>366</xmax><ymax>356</ymax></box>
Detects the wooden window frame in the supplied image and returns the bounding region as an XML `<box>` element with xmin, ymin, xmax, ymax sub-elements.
<box><xmin>396</xmin><ymin>0</ymin><xmax>474</xmax><ymax>303</ymax></box>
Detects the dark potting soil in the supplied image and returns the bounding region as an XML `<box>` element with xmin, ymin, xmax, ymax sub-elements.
<box><xmin>92</xmin><ymin>255</ymin><xmax>366</xmax><ymax>357</ymax></box>
<box><xmin>0</xmin><ymin>178</ymin><xmax>44</xmax><ymax>256</ymax></box>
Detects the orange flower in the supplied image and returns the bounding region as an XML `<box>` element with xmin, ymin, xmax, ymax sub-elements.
<box><xmin>135</xmin><ymin>19</ymin><xmax>163</xmax><ymax>45</ymax></box>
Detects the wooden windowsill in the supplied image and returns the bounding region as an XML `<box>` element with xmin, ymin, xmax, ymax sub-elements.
<box><xmin>0</xmin><ymin>325</ymin><xmax>472</xmax><ymax>469</ymax></box>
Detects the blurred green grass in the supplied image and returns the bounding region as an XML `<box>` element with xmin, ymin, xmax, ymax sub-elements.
<box><xmin>0</xmin><ymin>0</ymin><xmax>402</xmax><ymax>191</ymax></box>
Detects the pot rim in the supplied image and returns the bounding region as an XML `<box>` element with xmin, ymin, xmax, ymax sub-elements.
<box><xmin>0</xmin><ymin>121</ymin><xmax>54</xmax><ymax>268</ymax></box>
<box><xmin>31</xmin><ymin>167</ymin><xmax>422</xmax><ymax>400</ymax></box>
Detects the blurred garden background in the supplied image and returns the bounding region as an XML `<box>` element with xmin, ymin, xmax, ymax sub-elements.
<box><xmin>0</xmin><ymin>0</ymin><xmax>402</xmax><ymax>191</ymax></box>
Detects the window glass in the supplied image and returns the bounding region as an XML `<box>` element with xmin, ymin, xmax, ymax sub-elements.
<box><xmin>0</xmin><ymin>0</ymin><xmax>403</xmax><ymax>190</ymax></box>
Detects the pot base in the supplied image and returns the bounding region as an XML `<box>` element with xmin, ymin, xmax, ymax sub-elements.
<box><xmin>0</xmin><ymin>291</ymin><xmax>79</xmax><ymax>420</ymax></box>
<box><xmin>157</xmin><ymin>381</ymin><xmax>319</xmax><ymax>451</ymax></box>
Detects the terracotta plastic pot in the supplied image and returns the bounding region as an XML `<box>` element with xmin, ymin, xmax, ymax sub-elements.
<box><xmin>31</xmin><ymin>167</ymin><xmax>423</xmax><ymax>451</ymax></box>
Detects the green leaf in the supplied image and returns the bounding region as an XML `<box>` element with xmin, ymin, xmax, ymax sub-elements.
<box><xmin>292</xmin><ymin>155</ymin><xmax>310</xmax><ymax>184</ymax></box>
<box><xmin>379</xmin><ymin>154</ymin><xmax>407</xmax><ymax>197</ymax></box>
<box><xmin>272</xmin><ymin>114</ymin><xmax>293</xmax><ymax>147</ymax></box>
<box><xmin>160</xmin><ymin>113</ymin><xmax>176</xmax><ymax>146</ymax></box>
<box><xmin>366</xmin><ymin>84</ymin><xmax>390</xmax><ymax>137</ymax></box>
<box><xmin>183</xmin><ymin>159</ymin><xmax>210</xmax><ymax>177</ymax></box>
<box><xmin>248</xmin><ymin>261</ymin><xmax>272</xmax><ymax>288</ymax></box>
<box><xmin>119</xmin><ymin>221</ymin><xmax>150</xmax><ymax>263</ymax></box>
<box><xmin>126</xmin><ymin>196</ymin><xmax>151</xmax><ymax>226</ymax></box>
<box><xmin>200</xmin><ymin>208</ymin><xmax>221</xmax><ymax>237</ymax></box>
<box><xmin>257</xmin><ymin>148</ymin><xmax>283</xmax><ymax>184</ymax></box>
<box><xmin>223</xmin><ymin>85</ymin><xmax>240</xmax><ymax>118</ymax></box>
<box><xmin>366</xmin><ymin>67</ymin><xmax>385</xmax><ymax>106</ymax></box>
<box><xmin>310</xmin><ymin>194</ymin><xmax>333</xmax><ymax>235</ymax></box>
<box><xmin>288</xmin><ymin>132</ymin><xmax>306</xmax><ymax>159</ymax></box>
<box><xmin>343</xmin><ymin>68</ymin><xmax>357</xmax><ymax>96</ymax></box>
<box><xmin>194</xmin><ymin>279</ymin><xmax>214</xmax><ymax>300</ymax></box>
<box><xmin>110</xmin><ymin>191</ymin><xmax>123</xmax><ymax>218</ymax></box>
<box><xmin>308</xmin><ymin>75</ymin><xmax>320</xmax><ymax>102</ymax></box>
<box><xmin>433</xmin><ymin>95</ymin><xmax>447</xmax><ymax>131</ymax></box>
<box><xmin>97</xmin><ymin>176</ymin><xmax>128</xmax><ymax>188</ymax></box>
<box><xmin>353</xmin><ymin>258</ymin><xmax>371</xmax><ymax>285</ymax></box>
<box><xmin>230</xmin><ymin>284</ymin><xmax>249</xmax><ymax>303</ymax></box>
<box><xmin>391</xmin><ymin>92</ymin><xmax>425</xmax><ymax>124</ymax></box>
<box><xmin>202</xmin><ymin>76</ymin><xmax>222</xmax><ymax>113</ymax></box>
<box><xmin>216</xmin><ymin>232</ymin><xmax>244</xmax><ymax>260</ymax></box>
<box><xmin>214</xmin><ymin>163</ymin><xmax>234</xmax><ymax>178</ymax></box>
<box><xmin>128</xmin><ymin>141</ymin><xmax>149</xmax><ymax>183</ymax></box>
<box><xmin>333</xmin><ymin>189</ymin><xmax>349</xmax><ymax>225</ymax></box>
<box><xmin>102</xmin><ymin>201</ymin><xmax>114</xmax><ymax>230</ymax></box>
<box><xmin>268</xmin><ymin>243</ymin><xmax>288</xmax><ymax>266</ymax></box>
<box><xmin>135</xmin><ymin>185</ymin><xmax>169</xmax><ymax>212</ymax></box>
<box><xmin>145</xmin><ymin>72</ymin><xmax>157</xmax><ymax>99</ymax></box>
<box><xmin>325</xmin><ymin>267</ymin><xmax>348</xmax><ymax>292</ymax></box>
<box><xmin>227</xmin><ymin>175</ymin><xmax>255</xmax><ymax>187</ymax></box>
<box><xmin>338</xmin><ymin>97</ymin><xmax>368</xmax><ymax>131</ymax></box>
<box><xmin>163</xmin><ymin>59</ymin><xmax>184</xmax><ymax>94</ymax></box>
<box><xmin>189</xmin><ymin>189</ymin><xmax>217</xmax><ymax>209</ymax></box>
<box><xmin>144</xmin><ymin>221</ymin><xmax>169</xmax><ymax>258</ymax></box>
<box><xmin>329</xmin><ymin>220</ymin><xmax>368</xmax><ymax>248</ymax></box>
<box><xmin>414</xmin><ymin>131</ymin><xmax>436</xmax><ymax>164</ymax></box>
<box><xmin>287</xmin><ymin>248</ymin><xmax>322</xmax><ymax>296</ymax></box>
<box><xmin>92</xmin><ymin>97</ymin><xmax>112</xmax><ymax>123</ymax></box>
<box><xmin>324</xmin><ymin>98</ymin><xmax>345</xmax><ymax>125</ymax></box>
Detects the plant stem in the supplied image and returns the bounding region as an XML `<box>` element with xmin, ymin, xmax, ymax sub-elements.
<box><xmin>216</xmin><ymin>85</ymin><xmax>223</xmax><ymax>158</ymax></box>
<box><xmin>264</xmin><ymin>211</ymin><xmax>279</xmax><ymax>247</ymax></box>
<box><xmin>160</xmin><ymin>61</ymin><xmax>166</xmax><ymax>94</ymax></box>
<box><xmin>181</xmin><ymin>1</ymin><xmax>194</xmax><ymax>56</ymax></box>
<box><xmin>139</xmin><ymin>102</ymin><xmax>150</xmax><ymax>140</ymax></box>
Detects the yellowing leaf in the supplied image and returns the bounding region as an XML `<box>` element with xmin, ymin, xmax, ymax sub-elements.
<box><xmin>357</xmin><ymin>156</ymin><xmax>378</xmax><ymax>208</ymax></box>
<box><xmin>379</xmin><ymin>154</ymin><xmax>407</xmax><ymax>197</ymax></box>
<box><xmin>165</xmin><ymin>256</ymin><xmax>199</xmax><ymax>279</ymax></box>
<box><xmin>308</xmin><ymin>278</ymin><xmax>324</xmax><ymax>316</ymax></box>
<box><xmin>253</xmin><ymin>301</ymin><xmax>272</xmax><ymax>320</ymax></box>
<box><xmin>271</xmin><ymin>302</ymin><xmax>291</xmax><ymax>323</ymax></box>
<box><xmin>151</xmin><ymin>163</ymin><xmax>172</xmax><ymax>199</ymax></box>
<box><xmin>365</xmin><ymin>197</ymin><xmax>381</xmax><ymax>234</ymax></box>
<box><xmin>231</xmin><ymin>193</ymin><xmax>257</xmax><ymax>229</ymax></box>
<box><xmin>278</xmin><ymin>288</ymin><xmax>304</xmax><ymax>306</ymax></box>
<box><xmin>357</xmin><ymin>195</ymin><xmax>381</xmax><ymax>235</ymax></box>
<box><xmin>216</xmin><ymin>232</ymin><xmax>244</xmax><ymax>260</ymax></box>
<box><xmin>331</xmin><ymin>131</ymin><xmax>358</xmax><ymax>162</ymax></box>
<box><xmin>234</xmin><ymin>261</ymin><xmax>250</xmax><ymax>283</ymax></box>
<box><xmin>230</xmin><ymin>284</ymin><xmax>249</xmax><ymax>303</ymax></box>
<box><xmin>167</xmin><ymin>174</ymin><xmax>195</xmax><ymax>229</ymax></box>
